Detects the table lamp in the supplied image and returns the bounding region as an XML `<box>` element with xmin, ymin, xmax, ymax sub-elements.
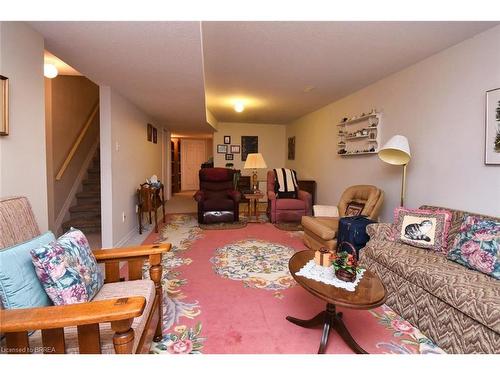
<box><xmin>378</xmin><ymin>135</ymin><xmax>411</xmax><ymax>206</ymax></box>
<box><xmin>244</xmin><ymin>153</ymin><xmax>267</xmax><ymax>192</ymax></box>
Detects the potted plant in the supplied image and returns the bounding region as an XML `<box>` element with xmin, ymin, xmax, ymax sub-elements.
<box><xmin>332</xmin><ymin>250</ymin><xmax>358</xmax><ymax>282</ymax></box>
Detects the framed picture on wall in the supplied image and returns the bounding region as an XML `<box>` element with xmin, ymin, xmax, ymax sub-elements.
<box><xmin>153</xmin><ymin>127</ymin><xmax>158</xmax><ymax>144</ymax></box>
<box><xmin>0</xmin><ymin>75</ymin><xmax>8</xmax><ymax>136</ymax></box>
<box><xmin>230</xmin><ymin>145</ymin><xmax>240</xmax><ymax>153</ymax></box>
<box><xmin>288</xmin><ymin>136</ymin><xmax>295</xmax><ymax>160</ymax></box>
<box><xmin>241</xmin><ymin>136</ymin><xmax>258</xmax><ymax>161</ymax></box>
<box><xmin>485</xmin><ymin>87</ymin><xmax>500</xmax><ymax>165</ymax></box>
<box><xmin>147</xmin><ymin>123</ymin><xmax>153</xmax><ymax>142</ymax></box>
<box><xmin>224</xmin><ymin>135</ymin><xmax>231</xmax><ymax>144</ymax></box>
<box><xmin>225</xmin><ymin>153</ymin><xmax>234</xmax><ymax>161</ymax></box>
<box><xmin>217</xmin><ymin>144</ymin><xmax>228</xmax><ymax>154</ymax></box>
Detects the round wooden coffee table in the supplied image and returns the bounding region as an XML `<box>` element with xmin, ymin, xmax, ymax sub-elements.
<box><xmin>287</xmin><ymin>250</ymin><xmax>386</xmax><ymax>354</ymax></box>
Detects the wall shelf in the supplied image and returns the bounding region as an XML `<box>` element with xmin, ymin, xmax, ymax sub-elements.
<box><xmin>336</xmin><ymin>111</ymin><xmax>381</xmax><ymax>156</ymax></box>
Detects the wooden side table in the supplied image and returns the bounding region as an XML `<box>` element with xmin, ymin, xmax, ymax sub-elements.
<box><xmin>243</xmin><ymin>192</ymin><xmax>265</xmax><ymax>223</ymax></box>
<box><xmin>137</xmin><ymin>183</ymin><xmax>165</xmax><ymax>234</ymax></box>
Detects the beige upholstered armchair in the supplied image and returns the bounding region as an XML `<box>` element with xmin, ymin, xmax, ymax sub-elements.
<box><xmin>301</xmin><ymin>185</ymin><xmax>384</xmax><ymax>252</ymax></box>
<box><xmin>0</xmin><ymin>196</ymin><xmax>171</xmax><ymax>354</ymax></box>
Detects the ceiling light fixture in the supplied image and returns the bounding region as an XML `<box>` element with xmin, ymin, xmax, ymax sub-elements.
<box><xmin>234</xmin><ymin>101</ymin><xmax>245</xmax><ymax>113</ymax></box>
<box><xmin>44</xmin><ymin>63</ymin><xmax>58</xmax><ymax>79</ymax></box>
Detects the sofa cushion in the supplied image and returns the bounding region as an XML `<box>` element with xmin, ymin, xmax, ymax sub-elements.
<box><xmin>203</xmin><ymin>198</ymin><xmax>234</xmax><ymax>211</ymax></box>
<box><xmin>0</xmin><ymin>279</ymin><xmax>156</xmax><ymax>354</ymax></box>
<box><xmin>0</xmin><ymin>231</ymin><xmax>55</xmax><ymax>309</ymax></box>
<box><xmin>275</xmin><ymin>198</ymin><xmax>305</xmax><ymax>211</ymax></box>
<box><xmin>30</xmin><ymin>228</ymin><xmax>104</xmax><ymax>305</ymax></box>
<box><xmin>302</xmin><ymin>216</ymin><xmax>336</xmax><ymax>240</ymax></box>
<box><xmin>394</xmin><ymin>207</ymin><xmax>452</xmax><ymax>252</ymax></box>
<box><xmin>447</xmin><ymin>215</ymin><xmax>500</xmax><ymax>280</ymax></box>
<box><xmin>362</xmin><ymin>239</ymin><xmax>500</xmax><ymax>333</ymax></box>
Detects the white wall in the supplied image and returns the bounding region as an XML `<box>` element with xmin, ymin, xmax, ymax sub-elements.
<box><xmin>213</xmin><ymin>122</ymin><xmax>287</xmax><ymax>181</ymax></box>
<box><xmin>286</xmin><ymin>25</ymin><xmax>500</xmax><ymax>221</ymax></box>
<box><xmin>0</xmin><ymin>22</ymin><xmax>48</xmax><ymax>230</ymax></box>
<box><xmin>100</xmin><ymin>86</ymin><xmax>163</xmax><ymax>247</ymax></box>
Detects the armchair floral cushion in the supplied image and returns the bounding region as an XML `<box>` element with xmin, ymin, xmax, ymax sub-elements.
<box><xmin>447</xmin><ymin>215</ymin><xmax>500</xmax><ymax>280</ymax></box>
<box><xmin>30</xmin><ymin>228</ymin><xmax>104</xmax><ymax>305</ymax></box>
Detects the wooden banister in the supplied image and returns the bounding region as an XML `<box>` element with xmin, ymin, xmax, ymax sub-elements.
<box><xmin>55</xmin><ymin>101</ymin><xmax>99</xmax><ymax>181</ymax></box>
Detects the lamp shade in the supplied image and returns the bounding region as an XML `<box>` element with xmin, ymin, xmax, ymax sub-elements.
<box><xmin>378</xmin><ymin>135</ymin><xmax>411</xmax><ymax>165</ymax></box>
<box><xmin>244</xmin><ymin>153</ymin><xmax>267</xmax><ymax>169</ymax></box>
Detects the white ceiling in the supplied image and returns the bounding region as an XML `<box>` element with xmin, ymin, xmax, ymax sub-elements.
<box><xmin>202</xmin><ymin>21</ymin><xmax>498</xmax><ymax>123</ymax></box>
<box><xmin>31</xmin><ymin>21</ymin><xmax>210</xmax><ymax>133</ymax></box>
<box><xmin>30</xmin><ymin>21</ymin><xmax>497</xmax><ymax>133</ymax></box>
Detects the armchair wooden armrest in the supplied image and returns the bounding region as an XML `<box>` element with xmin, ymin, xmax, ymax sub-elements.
<box><xmin>0</xmin><ymin>297</ymin><xmax>146</xmax><ymax>354</ymax></box>
<box><xmin>0</xmin><ymin>297</ymin><xmax>145</xmax><ymax>333</ymax></box>
<box><xmin>93</xmin><ymin>244</ymin><xmax>171</xmax><ymax>261</ymax></box>
<box><xmin>93</xmin><ymin>244</ymin><xmax>171</xmax><ymax>285</ymax></box>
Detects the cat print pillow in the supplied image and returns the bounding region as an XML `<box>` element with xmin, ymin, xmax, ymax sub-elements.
<box><xmin>394</xmin><ymin>207</ymin><xmax>452</xmax><ymax>252</ymax></box>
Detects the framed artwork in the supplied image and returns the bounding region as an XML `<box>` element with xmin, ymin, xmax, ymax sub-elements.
<box><xmin>217</xmin><ymin>144</ymin><xmax>228</xmax><ymax>154</ymax></box>
<box><xmin>225</xmin><ymin>153</ymin><xmax>234</xmax><ymax>161</ymax></box>
<box><xmin>288</xmin><ymin>136</ymin><xmax>295</xmax><ymax>160</ymax></box>
<box><xmin>0</xmin><ymin>76</ymin><xmax>8</xmax><ymax>136</ymax></box>
<box><xmin>153</xmin><ymin>127</ymin><xmax>158</xmax><ymax>144</ymax></box>
<box><xmin>241</xmin><ymin>136</ymin><xmax>258</xmax><ymax>161</ymax></box>
<box><xmin>224</xmin><ymin>135</ymin><xmax>231</xmax><ymax>144</ymax></box>
<box><xmin>230</xmin><ymin>145</ymin><xmax>240</xmax><ymax>153</ymax></box>
<box><xmin>485</xmin><ymin>88</ymin><xmax>500</xmax><ymax>165</ymax></box>
<box><xmin>147</xmin><ymin>123</ymin><xmax>153</xmax><ymax>142</ymax></box>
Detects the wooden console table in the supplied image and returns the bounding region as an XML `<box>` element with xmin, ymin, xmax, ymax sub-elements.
<box><xmin>137</xmin><ymin>183</ymin><xmax>165</xmax><ymax>234</ymax></box>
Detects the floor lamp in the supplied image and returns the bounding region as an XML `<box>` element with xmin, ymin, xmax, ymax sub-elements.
<box><xmin>378</xmin><ymin>135</ymin><xmax>411</xmax><ymax>207</ymax></box>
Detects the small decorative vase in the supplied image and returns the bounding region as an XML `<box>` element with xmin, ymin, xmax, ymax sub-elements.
<box><xmin>335</xmin><ymin>268</ymin><xmax>356</xmax><ymax>282</ymax></box>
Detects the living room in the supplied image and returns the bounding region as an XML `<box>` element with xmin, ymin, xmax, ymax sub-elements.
<box><xmin>0</xmin><ymin>1</ymin><xmax>499</xmax><ymax>374</ymax></box>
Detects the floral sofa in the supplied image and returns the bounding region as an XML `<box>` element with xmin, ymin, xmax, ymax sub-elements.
<box><xmin>359</xmin><ymin>205</ymin><xmax>500</xmax><ymax>354</ymax></box>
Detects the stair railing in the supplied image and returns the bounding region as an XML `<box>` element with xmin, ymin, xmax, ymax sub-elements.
<box><xmin>56</xmin><ymin>101</ymin><xmax>99</xmax><ymax>181</ymax></box>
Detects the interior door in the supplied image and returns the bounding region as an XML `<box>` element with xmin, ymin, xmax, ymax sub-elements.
<box><xmin>180</xmin><ymin>139</ymin><xmax>206</xmax><ymax>191</ymax></box>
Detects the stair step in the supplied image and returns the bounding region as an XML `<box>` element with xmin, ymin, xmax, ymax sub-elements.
<box><xmin>76</xmin><ymin>191</ymin><xmax>100</xmax><ymax>199</ymax></box>
<box><xmin>83</xmin><ymin>179</ymin><xmax>100</xmax><ymax>185</ymax></box>
<box><xmin>62</xmin><ymin>217</ymin><xmax>101</xmax><ymax>233</ymax></box>
<box><xmin>70</xmin><ymin>204</ymin><xmax>100</xmax><ymax>213</ymax></box>
<box><xmin>88</xmin><ymin>167</ymin><xmax>100</xmax><ymax>174</ymax></box>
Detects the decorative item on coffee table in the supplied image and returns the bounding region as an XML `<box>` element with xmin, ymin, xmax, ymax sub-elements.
<box><xmin>314</xmin><ymin>247</ymin><xmax>333</xmax><ymax>267</ymax></box>
<box><xmin>332</xmin><ymin>250</ymin><xmax>358</xmax><ymax>282</ymax></box>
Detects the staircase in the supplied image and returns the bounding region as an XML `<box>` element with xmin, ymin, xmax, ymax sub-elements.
<box><xmin>62</xmin><ymin>148</ymin><xmax>101</xmax><ymax>233</ymax></box>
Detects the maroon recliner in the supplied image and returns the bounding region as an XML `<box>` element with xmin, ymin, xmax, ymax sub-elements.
<box><xmin>193</xmin><ymin>168</ymin><xmax>241</xmax><ymax>224</ymax></box>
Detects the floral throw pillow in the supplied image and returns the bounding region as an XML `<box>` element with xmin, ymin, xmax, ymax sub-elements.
<box><xmin>30</xmin><ymin>228</ymin><xmax>104</xmax><ymax>305</ymax></box>
<box><xmin>447</xmin><ymin>215</ymin><xmax>500</xmax><ymax>280</ymax></box>
<box><xmin>393</xmin><ymin>207</ymin><xmax>452</xmax><ymax>252</ymax></box>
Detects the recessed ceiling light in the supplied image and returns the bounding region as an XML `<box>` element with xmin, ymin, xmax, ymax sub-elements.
<box><xmin>234</xmin><ymin>101</ymin><xmax>245</xmax><ymax>113</ymax></box>
<box><xmin>303</xmin><ymin>85</ymin><xmax>315</xmax><ymax>93</ymax></box>
<box><xmin>44</xmin><ymin>63</ymin><xmax>58</xmax><ymax>79</ymax></box>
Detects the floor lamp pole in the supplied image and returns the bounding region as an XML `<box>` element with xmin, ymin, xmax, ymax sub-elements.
<box><xmin>400</xmin><ymin>163</ymin><xmax>407</xmax><ymax>207</ymax></box>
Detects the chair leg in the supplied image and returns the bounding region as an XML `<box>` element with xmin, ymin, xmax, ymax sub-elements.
<box><xmin>149</xmin><ymin>258</ymin><xmax>163</xmax><ymax>342</ymax></box>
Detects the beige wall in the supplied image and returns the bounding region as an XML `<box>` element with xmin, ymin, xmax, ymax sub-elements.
<box><xmin>0</xmin><ymin>22</ymin><xmax>48</xmax><ymax>230</ymax></box>
<box><xmin>213</xmin><ymin>122</ymin><xmax>286</xmax><ymax>181</ymax></box>
<box><xmin>286</xmin><ymin>25</ymin><xmax>500</xmax><ymax>221</ymax></box>
<box><xmin>46</xmin><ymin>76</ymin><xmax>99</xmax><ymax>229</ymax></box>
<box><xmin>100</xmin><ymin>86</ymin><xmax>163</xmax><ymax>247</ymax></box>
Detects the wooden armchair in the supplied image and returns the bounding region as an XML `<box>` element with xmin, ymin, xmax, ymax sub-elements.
<box><xmin>0</xmin><ymin>197</ymin><xmax>171</xmax><ymax>354</ymax></box>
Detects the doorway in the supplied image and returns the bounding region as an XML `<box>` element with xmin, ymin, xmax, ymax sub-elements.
<box><xmin>180</xmin><ymin>139</ymin><xmax>207</xmax><ymax>191</ymax></box>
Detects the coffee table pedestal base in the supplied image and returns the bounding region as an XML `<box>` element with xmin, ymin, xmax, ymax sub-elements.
<box><xmin>286</xmin><ymin>303</ymin><xmax>368</xmax><ymax>354</ymax></box>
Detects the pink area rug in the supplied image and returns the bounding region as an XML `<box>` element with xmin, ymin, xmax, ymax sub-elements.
<box><xmin>143</xmin><ymin>214</ymin><xmax>444</xmax><ymax>354</ymax></box>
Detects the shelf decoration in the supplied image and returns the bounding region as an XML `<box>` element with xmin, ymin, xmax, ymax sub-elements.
<box><xmin>336</xmin><ymin>109</ymin><xmax>381</xmax><ymax>156</ymax></box>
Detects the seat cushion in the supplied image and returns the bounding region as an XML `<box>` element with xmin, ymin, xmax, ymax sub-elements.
<box><xmin>0</xmin><ymin>231</ymin><xmax>55</xmax><ymax>309</ymax></box>
<box><xmin>203</xmin><ymin>198</ymin><xmax>234</xmax><ymax>211</ymax></box>
<box><xmin>275</xmin><ymin>198</ymin><xmax>305</xmax><ymax>211</ymax></box>
<box><xmin>3</xmin><ymin>279</ymin><xmax>156</xmax><ymax>353</ymax></box>
<box><xmin>362</xmin><ymin>240</ymin><xmax>500</xmax><ymax>333</ymax></box>
<box><xmin>302</xmin><ymin>216</ymin><xmax>337</xmax><ymax>240</ymax></box>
